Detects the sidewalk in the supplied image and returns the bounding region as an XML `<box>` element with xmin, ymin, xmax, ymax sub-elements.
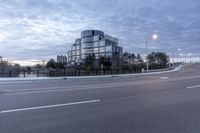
<box><xmin>0</xmin><ymin>65</ymin><xmax>183</xmax><ymax>82</ymax></box>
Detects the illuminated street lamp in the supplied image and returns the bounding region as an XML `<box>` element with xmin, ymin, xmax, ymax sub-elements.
<box><xmin>146</xmin><ymin>34</ymin><xmax>158</xmax><ymax>72</ymax></box>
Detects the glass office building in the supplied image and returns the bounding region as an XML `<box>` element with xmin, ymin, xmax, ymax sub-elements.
<box><xmin>67</xmin><ymin>30</ymin><xmax>123</xmax><ymax>63</ymax></box>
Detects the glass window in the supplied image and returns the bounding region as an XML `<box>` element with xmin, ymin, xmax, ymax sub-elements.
<box><xmin>81</xmin><ymin>37</ymin><xmax>94</xmax><ymax>43</ymax></box>
<box><xmin>76</xmin><ymin>51</ymin><xmax>80</xmax><ymax>55</ymax></box>
<box><xmin>72</xmin><ymin>56</ymin><xmax>76</xmax><ymax>60</ymax></box>
<box><xmin>99</xmin><ymin>53</ymin><xmax>105</xmax><ymax>56</ymax></box>
<box><xmin>116</xmin><ymin>47</ymin><xmax>119</xmax><ymax>52</ymax></box>
<box><xmin>81</xmin><ymin>30</ymin><xmax>93</xmax><ymax>37</ymax></box>
<box><xmin>76</xmin><ymin>45</ymin><xmax>81</xmax><ymax>50</ymax></box>
<box><xmin>72</xmin><ymin>51</ymin><xmax>76</xmax><ymax>56</ymax></box>
<box><xmin>95</xmin><ymin>54</ymin><xmax>100</xmax><ymax>59</ymax></box>
<box><xmin>94</xmin><ymin>42</ymin><xmax>99</xmax><ymax>47</ymax></box>
<box><xmin>76</xmin><ymin>39</ymin><xmax>81</xmax><ymax>44</ymax></box>
<box><xmin>106</xmin><ymin>52</ymin><xmax>112</xmax><ymax>57</ymax></box>
<box><xmin>94</xmin><ymin>48</ymin><xmax>99</xmax><ymax>53</ymax></box>
<box><xmin>105</xmin><ymin>40</ymin><xmax>111</xmax><ymax>45</ymax></box>
<box><xmin>100</xmin><ymin>40</ymin><xmax>105</xmax><ymax>46</ymax></box>
<box><xmin>93</xmin><ymin>35</ymin><xmax>100</xmax><ymax>42</ymax></box>
<box><xmin>82</xmin><ymin>49</ymin><xmax>93</xmax><ymax>54</ymax></box>
<box><xmin>100</xmin><ymin>47</ymin><xmax>105</xmax><ymax>52</ymax></box>
<box><xmin>76</xmin><ymin>56</ymin><xmax>81</xmax><ymax>60</ymax></box>
<box><xmin>105</xmin><ymin>46</ymin><xmax>112</xmax><ymax>52</ymax></box>
<box><xmin>82</xmin><ymin>42</ymin><xmax>93</xmax><ymax>48</ymax></box>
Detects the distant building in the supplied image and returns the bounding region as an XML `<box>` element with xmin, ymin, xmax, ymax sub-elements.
<box><xmin>0</xmin><ymin>56</ymin><xmax>3</xmax><ymax>62</ymax></box>
<box><xmin>67</xmin><ymin>30</ymin><xmax>123</xmax><ymax>64</ymax></box>
<box><xmin>57</xmin><ymin>55</ymin><xmax>67</xmax><ymax>63</ymax></box>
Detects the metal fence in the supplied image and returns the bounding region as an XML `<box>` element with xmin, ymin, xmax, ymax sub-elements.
<box><xmin>0</xmin><ymin>68</ymin><xmax>144</xmax><ymax>78</ymax></box>
<box><xmin>0</xmin><ymin>65</ymin><xmax>178</xmax><ymax>78</ymax></box>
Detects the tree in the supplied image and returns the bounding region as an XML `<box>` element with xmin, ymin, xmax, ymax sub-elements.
<box><xmin>84</xmin><ymin>54</ymin><xmax>96</xmax><ymax>70</ymax></box>
<box><xmin>55</xmin><ymin>62</ymin><xmax>65</xmax><ymax>69</ymax></box>
<box><xmin>147</xmin><ymin>52</ymin><xmax>170</xmax><ymax>68</ymax></box>
<box><xmin>46</xmin><ymin>59</ymin><xmax>56</xmax><ymax>69</ymax></box>
<box><xmin>34</xmin><ymin>64</ymin><xmax>43</xmax><ymax>69</ymax></box>
<box><xmin>137</xmin><ymin>54</ymin><xmax>143</xmax><ymax>63</ymax></box>
<box><xmin>98</xmin><ymin>56</ymin><xmax>112</xmax><ymax>70</ymax></box>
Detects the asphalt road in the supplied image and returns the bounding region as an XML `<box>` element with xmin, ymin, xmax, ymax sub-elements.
<box><xmin>1</xmin><ymin>64</ymin><xmax>200</xmax><ymax>133</ymax></box>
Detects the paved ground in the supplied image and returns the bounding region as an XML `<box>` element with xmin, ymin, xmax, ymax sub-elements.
<box><xmin>0</xmin><ymin>63</ymin><xmax>200</xmax><ymax>133</ymax></box>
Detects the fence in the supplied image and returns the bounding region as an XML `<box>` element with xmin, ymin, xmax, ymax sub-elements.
<box><xmin>0</xmin><ymin>65</ymin><xmax>178</xmax><ymax>78</ymax></box>
<box><xmin>0</xmin><ymin>68</ymin><xmax>144</xmax><ymax>78</ymax></box>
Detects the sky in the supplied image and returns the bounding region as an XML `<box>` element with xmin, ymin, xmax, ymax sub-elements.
<box><xmin>0</xmin><ymin>0</ymin><xmax>200</xmax><ymax>65</ymax></box>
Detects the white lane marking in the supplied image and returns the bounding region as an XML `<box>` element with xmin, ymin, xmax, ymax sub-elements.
<box><xmin>186</xmin><ymin>85</ymin><xmax>200</xmax><ymax>89</ymax></box>
<box><xmin>160</xmin><ymin>77</ymin><xmax>169</xmax><ymax>79</ymax></box>
<box><xmin>0</xmin><ymin>99</ymin><xmax>101</xmax><ymax>114</ymax></box>
<box><xmin>0</xmin><ymin>81</ymin><xmax>33</xmax><ymax>84</ymax></box>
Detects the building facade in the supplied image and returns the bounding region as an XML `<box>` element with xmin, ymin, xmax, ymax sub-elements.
<box><xmin>67</xmin><ymin>30</ymin><xmax>123</xmax><ymax>64</ymax></box>
<box><xmin>57</xmin><ymin>55</ymin><xmax>67</xmax><ymax>63</ymax></box>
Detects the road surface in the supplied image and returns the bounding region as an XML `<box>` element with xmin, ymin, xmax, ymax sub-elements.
<box><xmin>1</xmin><ymin>64</ymin><xmax>200</xmax><ymax>133</ymax></box>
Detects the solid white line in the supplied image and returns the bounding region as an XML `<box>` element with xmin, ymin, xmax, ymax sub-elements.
<box><xmin>0</xmin><ymin>99</ymin><xmax>101</xmax><ymax>114</ymax></box>
<box><xmin>186</xmin><ymin>85</ymin><xmax>200</xmax><ymax>89</ymax></box>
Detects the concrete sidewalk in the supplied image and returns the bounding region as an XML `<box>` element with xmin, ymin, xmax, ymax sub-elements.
<box><xmin>0</xmin><ymin>65</ymin><xmax>183</xmax><ymax>82</ymax></box>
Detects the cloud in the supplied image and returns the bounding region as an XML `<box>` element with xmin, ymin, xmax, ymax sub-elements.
<box><xmin>0</xmin><ymin>0</ymin><xmax>200</xmax><ymax>64</ymax></box>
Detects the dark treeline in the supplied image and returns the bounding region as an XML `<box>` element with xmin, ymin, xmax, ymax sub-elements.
<box><xmin>45</xmin><ymin>51</ymin><xmax>171</xmax><ymax>72</ymax></box>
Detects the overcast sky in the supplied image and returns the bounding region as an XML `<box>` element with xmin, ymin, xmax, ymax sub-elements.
<box><xmin>0</xmin><ymin>0</ymin><xmax>200</xmax><ymax>64</ymax></box>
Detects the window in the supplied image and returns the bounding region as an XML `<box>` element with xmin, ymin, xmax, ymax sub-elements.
<box><xmin>76</xmin><ymin>39</ymin><xmax>81</xmax><ymax>44</ymax></box>
<box><xmin>99</xmin><ymin>47</ymin><xmax>105</xmax><ymax>52</ymax></box>
<box><xmin>94</xmin><ymin>48</ymin><xmax>99</xmax><ymax>53</ymax></box>
<box><xmin>81</xmin><ymin>30</ymin><xmax>93</xmax><ymax>37</ymax></box>
<box><xmin>95</xmin><ymin>54</ymin><xmax>100</xmax><ymax>59</ymax></box>
<box><xmin>105</xmin><ymin>46</ymin><xmax>112</xmax><ymax>52</ymax></box>
<box><xmin>76</xmin><ymin>51</ymin><xmax>80</xmax><ymax>55</ymax></box>
<box><xmin>82</xmin><ymin>49</ymin><xmax>93</xmax><ymax>54</ymax></box>
<box><xmin>72</xmin><ymin>51</ymin><xmax>76</xmax><ymax>56</ymax></box>
<box><xmin>82</xmin><ymin>42</ymin><xmax>93</xmax><ymax>48</ymax></box>
<box><xmin>94</xmin><ymin>42</ymin><xmax>99</xmax><ymax>47</ymax></box>
<box><xmin>81</xmin><ymin>37</ymin><xmax>94</xmax><ymax>43</ymax></box>
<box><xmin>99</xmin><ymin>53</ymin><xmax>105</xmax><ymax>56</ymax></box>
<box><xmin>100</xmin><ymin>40</ymin><xmax>105</xmax><ymax>46</ymax></box>
<box><xmin>93</xmin><ymin>35</ymin><xmax>100</xmax><ymax>42</ymax></box>
<box><xmin>76</xmin><ymin>45</ymin><xmax>81</xmax><ymax>50</ymax></box>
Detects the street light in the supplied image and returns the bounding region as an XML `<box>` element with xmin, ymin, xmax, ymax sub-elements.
<box><xmin>177</xmin><ymin>48</ymin><xmax>181</xmax><ymax>63</ymax></box>
<box><xmin>146</xmin><ymin>34</ymin><xmax>158</xmax><ymax>72</ymax></box>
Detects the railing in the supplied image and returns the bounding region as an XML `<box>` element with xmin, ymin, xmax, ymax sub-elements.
<box><xmin>0</xmin><ymin>68</ymin><xmax>143</xmax><ymax>78</ymax></box>
<box><xmin>0</xmin><ymin>65</ymin><xmax>178</xmax><ymax>78</ymax></box>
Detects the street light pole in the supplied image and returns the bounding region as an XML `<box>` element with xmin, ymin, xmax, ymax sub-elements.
<box><xmin>146</xmin><ymin>41</ymin><xmax>149</xmax><ymax>73</ymax></box>
<box><xmin>172</xmin><ymin>53</ymin><xmax>175</xmax><ymax>68</ymax></box>
<box><xmin>145</xmin><ymin>34</ymin><xmax>158</xmax><ymax>73</ymax></box>
<box><xmin>177</xmin><ymin>48</ymin><xmax>181</xmax><ymax>63</ymax></box>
